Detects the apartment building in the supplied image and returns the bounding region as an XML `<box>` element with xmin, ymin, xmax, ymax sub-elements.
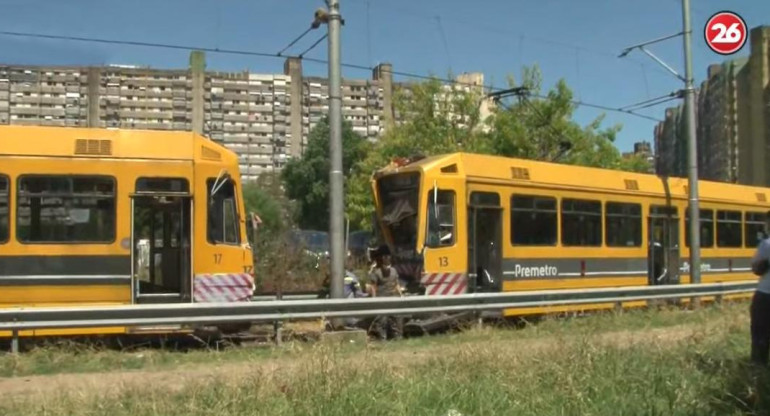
<box><xmin>653</xmin><ymin>25</ymin><xmax>770</xmax><ymax>185</ymax></box>
<box><xmin>0</xmin><ymin>51</ymin><xmax>494</xmax><ymax>181</ymax></box>
<box><xmin>0</xmin><ymin>53</ymin><xmax>399</xmax><ymax>181</ymax></box>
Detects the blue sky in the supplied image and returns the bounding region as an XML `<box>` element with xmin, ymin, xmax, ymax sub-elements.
<box><xmin>0</xmin><ymin>0</ymin><xmax>767</xmax><ymax>152</ymax></box>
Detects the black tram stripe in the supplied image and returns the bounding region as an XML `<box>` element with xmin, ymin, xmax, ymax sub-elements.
<box><xmin>0</xmin><ymin>275</ymin><xmax>130</xmax><ymax>286</ymax></box>
<box><xmin>0</xmin><ymin>255</ymin><xmax>130</xmax><ymax>277</ymax></box>
<box><xmin>500</xmin><ymin>257</ymin><xmax>755</xmax><ymax>280</ymax></box>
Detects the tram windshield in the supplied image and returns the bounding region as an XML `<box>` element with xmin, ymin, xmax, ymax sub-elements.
<box><xmin>376</xmin><ymin>172</ymin><xmax>420</xmax><ymax>253</ymax></box>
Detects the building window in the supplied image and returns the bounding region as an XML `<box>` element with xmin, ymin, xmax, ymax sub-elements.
<box><xmin>511</xmin><ymin>195</ymin><xmax>557</xmax><ymax>246</ymax></box>
<box><xmin>0</xmin><ymin>175</ymin><xmax>8</xmax><ymax>243</ymax></box>
<box><xmin>17</xmin><ymin>175</ymin><xmax>116</xmax><ymax>243</ymax></box>
<box><xmin>206</xmin><ymin>178</ymin><xmax>240</xmax><ymax>245</ymax></box>
<box><xmin>561</xmin><ymin>198</ymin><xmax>602</xmax><ymax>246</ymax></box>
<box><xmin>685</xmin><ymin>209</ymin><xmax>714</xmax><ymax>247</ymax></box>
<box><xmin>745</xmin><ymin>212</ymin><xmax>767</xmax><ymax>247</ymax></box>
<box><xmin>605</xmin><ymin>202</ymin><xmax>641</xmax><ymax>247</ymax></box>
<box><xmin>426</xmin><ymin>190</ymin><xmax>455</xmax><ymax>247</ymax></box>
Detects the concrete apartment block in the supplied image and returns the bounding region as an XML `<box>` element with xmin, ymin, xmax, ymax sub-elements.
<box><xmin>654</xmin><ymin>25</ymin><xmax>770</xmax><ymax>186</ymax></box>
<box><xmin>0</xmin><ymin>51</ymin><xmax>490</xmax><ymax>181</ymax></box>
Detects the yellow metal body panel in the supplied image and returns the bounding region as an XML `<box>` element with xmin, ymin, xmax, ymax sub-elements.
<box><xmin>0</xmin><ymin>126</ymin><xmax>254</xmax><ymax>338</ymax></box>
<box><xmin>0</xmin><ymin>286</ymin><xmax>130</xmax><ymax>307</ymax></box>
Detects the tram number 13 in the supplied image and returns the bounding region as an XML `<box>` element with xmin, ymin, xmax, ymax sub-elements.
<box><xmin>438</xmin><ymin>257</ymin><xmax>449</xmax><ymax>267</ymax></box>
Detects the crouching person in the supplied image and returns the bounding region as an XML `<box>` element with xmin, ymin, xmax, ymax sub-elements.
<box><xmin>369</xmin><ymin>245</ymin><xmax>404</xmax><ymax>341</ymax></box>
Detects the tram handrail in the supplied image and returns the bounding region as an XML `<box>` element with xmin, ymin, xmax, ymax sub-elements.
<box><xmin>0</xmin><ymin>281</ymin><xmax>756</xmax><ymax>333</ymax></box>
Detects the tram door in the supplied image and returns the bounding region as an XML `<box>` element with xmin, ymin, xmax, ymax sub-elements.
<box><xmin>468</xmin><ymin>191</ymin><xmax>503</xmax><ymax>293</ymax></box>
<box><xmin>131</xmin><ymin>178</ymin><xmax>192</xmax><ymax>304</ymax></box>
<box><xmin>647</xmin><ymin>205</ymin><xmax>680</xmax><ymax>285</ymax></box>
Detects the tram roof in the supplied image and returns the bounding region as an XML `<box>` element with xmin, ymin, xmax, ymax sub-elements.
<box><xmin>382</xmin><ymin>152</ymin><xmax>770</xmax><ymax>206</ymax></box>
<box><xmin>0</xmin><ymin>125</ymin><xmax>237</xmax><ymax>164</ymax></box>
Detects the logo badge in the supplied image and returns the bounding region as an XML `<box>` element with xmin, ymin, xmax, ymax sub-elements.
<box><xmin>704</xmin><ymin>11</ymin><xmax>748</xmax><ymax>55</ymax></box>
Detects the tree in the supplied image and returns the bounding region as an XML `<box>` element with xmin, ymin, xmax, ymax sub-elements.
<box><xmin>485</xmin><ymin>66</ymin><xmax>626</xmax><ymax>168</ymax></box>
<box><xmin>346</xmin><ymin>76</ymin><xmax>490</xmax><ymax>229</ymax></box>
<box><xmin>281</xmin><ymin>117</ymin><xmax>371</xmax><ymax>231</ymax></box>
<box><xmin>242</xmin><ymin>172</ymin><xmax>293</xmax><ymax>238</ymax></box>
<box><xmin>346</xmin><ymin>65</ymin><xmax>649</xmax><ymax>229</ymax></box>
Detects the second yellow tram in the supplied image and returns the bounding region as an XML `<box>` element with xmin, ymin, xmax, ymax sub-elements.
<box><xmin>371</xmin><ymin>152</ymin><xmax>765</xmax><ymax>316</ymax></box>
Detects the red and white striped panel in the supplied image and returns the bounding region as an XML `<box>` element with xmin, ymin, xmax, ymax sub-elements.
<box><xmin>194</xmin><ymin>273</ymin><xmax>255</xmax><ymax>303</ymax></box>
<box><xmin>421</xmin><ymin>272</ymin><xmax>467</xmax><ymax>296</ymax></box>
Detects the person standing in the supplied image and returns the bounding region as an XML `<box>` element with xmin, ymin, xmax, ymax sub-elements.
<box><xmin>369</xmin><ymin>245</ymin><xmax>404</xmax><ymax>340</ymax></box>
<box><xmin>750</xmin><ymin>212</ymin><xmax>770</xmax><ymax>365</ymax></box>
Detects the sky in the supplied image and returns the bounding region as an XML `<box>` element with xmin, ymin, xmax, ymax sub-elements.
<box><xmin>0</xmin><ymin>0</ymin><xmax>767</xmax><ymax>152</ymax></box>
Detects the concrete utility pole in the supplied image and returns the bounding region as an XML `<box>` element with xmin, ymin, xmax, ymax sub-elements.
<box><xmin>619</xmin><ymin>0</ymin><xmax>701</xmax><ymax>286</ymax></box>
<box><xmin>314</xmin><ymin>0</ymin><xmax>345</xmax><ymax>301</ymax></box>
<box><xmin>681</xmin><ymin>0</ymin><xmax>701</xmax><ymax>285</ymax></box>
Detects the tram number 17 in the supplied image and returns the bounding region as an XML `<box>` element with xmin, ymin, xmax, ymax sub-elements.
<box><xmin>438</xmin><ymin>257</ymin><xmax>449</xmax><ymax>267</ymax></box>
<box><xmin>214</xmin><ymin>253</ymin><xmax>223</xmax><ymax>264</ymax></box>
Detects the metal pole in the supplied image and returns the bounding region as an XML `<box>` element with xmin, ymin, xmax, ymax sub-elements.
<box><xmin>327</xmin><ymin>0</ymin><xmax>345</xmax><ymax>301</ymax></box>
<box><xmin>11</xmin><ymin>330</ymin><xmax>18</xmax><ymax>354</ymax></box>
<box><xmin>682</xmin><ymin>0</ymin><xmax>701</xmax><ymax>286</ymax></box>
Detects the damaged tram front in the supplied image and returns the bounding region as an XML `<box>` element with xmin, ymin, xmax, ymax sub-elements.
<box><xmin>371</xmin><ymin>155</ymin><xmax>500</xmax><ymax>303</ymax></box>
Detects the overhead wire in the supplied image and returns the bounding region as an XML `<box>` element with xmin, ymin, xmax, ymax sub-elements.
<box><xmin>626</xmin><ymin>96</ymin><xmax>680</xmax><ymax>111</ymax></box>
<box><xmin>298</xmin><ymin>34</ymin><xmax>327</xmax><ymax>58</ymax></box>
<box><xmin>434</xmin><ymin>15</ymin><xmax>452</xmax><ymax>72</ymax></box>
<box><xmin>0</xmin><ymin>29</ymin><xmax>663</xmax><ymax>122</ymax></box>
<box><xmin>354</xmin><ymin>1</ymin><xmax>676</xmax><ymax>79</ymax></box>
<box><xmin>366</xmin><ymin>0</ymin><xmax>372</xmax><ymax>66</ymax></box>
<box><xmin>0</xmin><ymin>30</ymin><xmax>280</xmax><ymax>59</ymax></box>
<box><xmin>277</xmin><ymin>26</ymin><xmax>314</xmax><ymax>56</ymax></box>
<box><xmin>619</xmin><ymin>91</ymin><xmax>681</xmax><ymax>111</ymax></box>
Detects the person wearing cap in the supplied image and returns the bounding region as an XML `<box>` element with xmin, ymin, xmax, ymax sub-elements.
<box><xmin>368</xmin><ymin>245</ymin><xmax>404</xmax><ymax>340</ymax></box>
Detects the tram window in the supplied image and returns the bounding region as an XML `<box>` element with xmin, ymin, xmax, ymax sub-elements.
<box><xmin>605</xmin><ymin>202</ymin><xmax>641</xmax><ymax>247</ymax></box>
<box><xmin>0</xmin><ymin>175</ymin><xmax>8</xmax><ymax>243</ymax></box>
<box><xmin>207</xmin><ymin>178</ymin><xmax>240</xmax><ymax>245</ymax></box>
<box><xmin>717</xmin><ymin>210</ymin><xmax>742</xmax><ymax>247</ymax></box>
<box><xmin>511</xmin><ymin>195</ymin><xmax>557</xmax><ymax>246</ymax></box>
<box><xmin>745</xmin><ymin>212</ymin><xmax>768</xmax><ymax>247</ymax></box>
<box><xmin>685</xmin><ymin>209</ymin><xmax>714</xmax><ymax>248</ymax></box>
<box><xmin>136</xmin><ymin>177</ymin><xmax>189</xmax><ymax>193</ymax></box>
<box><xmin>426</xmin><ymin>190</ymin><xmax>455</xmax><ymax>247</ymax></box>
<box><xmin>561</xmin><ymin>198</ymin><xmax>602</xmax><ymax>246</ymax></box>
<box><xmin>16</xmin><ymin>175</ymin><xmax>116</xmax><ymax>243</ymax></box>
<box><xmin>470</xmin><ymin>192</ymin><xmax>500</xmax><ymax>206</ymax></box>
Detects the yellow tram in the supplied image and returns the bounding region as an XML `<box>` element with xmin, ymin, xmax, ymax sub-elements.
<box><xmin>371</xmin><ymin>152</ymin><xmax>766</xmax><ymax>317</ymax></box>
<box><xmin>0</xmin><ymin>125</ymin><xmax>256</xmax><ymax>337</ymax></box>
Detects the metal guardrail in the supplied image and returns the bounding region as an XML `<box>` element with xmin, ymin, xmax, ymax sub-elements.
<box><xmin>251</xmin><ymin>293</ymin><xmax>319</xmax><ymax>302</ymax></box>
<box><xmin>0</xmin><ymin>281</ymin><xmax>755</xmax><ymax>334</ymax></box>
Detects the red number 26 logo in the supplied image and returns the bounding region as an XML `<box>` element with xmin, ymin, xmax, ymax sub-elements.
<box><xmin>704</xmin><ymin>11</ymin><xmax>748</xmax><ymax>55</ymax></box>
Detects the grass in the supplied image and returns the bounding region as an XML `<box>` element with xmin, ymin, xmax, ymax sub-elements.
<box><xmin>1</xmin><ymin>300</ymin><xmax>767</xmax><ymax>415</ymax></box>
<box><xmin>0</xmin><ymin>300</ymin><xmax>741</xmax><ymax>378</ymax></box>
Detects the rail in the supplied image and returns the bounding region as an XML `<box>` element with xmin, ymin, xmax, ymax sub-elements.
<box><xmin>1</xmin><ymin>281</ymin><xmax>757</xmax><ymax>353</ymax></box>
<box><xmin>251</xmin><ymin>292</ymin><xmax>319</xmax><ymax>302</ymax></box>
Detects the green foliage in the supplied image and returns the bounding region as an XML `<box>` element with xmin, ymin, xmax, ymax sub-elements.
<box><xmin>241</xmin><ymin>174</ymin><xmax>321</xmax><ymax>293</ymax></box>
<box><xmin>346</xmin><ymin>77</ymin><xmax>490</xmax><ymax>229</ymax></box>
<box><xmin>484</xmin><ymin>67</ymin><xmax>625</xmax><ymax>168</ymax></box>
<box><xmin>290</xmin><ymin>65</ymin><xmax>652</xmax><ymax>231</ymax></box>
<box><xmin>242</xmin><ymin>175</ymin><xmax>289</xmax><ymax>238</ymax></box>
<box><xmin>619</xmin><ymin>153</ymin><xmax>654</xmax><ymax>173</ymax></box>
<box><xmin>281</xmin><ymin>117</ymin><xmax>371</xmax><ymax>231</ymax></box>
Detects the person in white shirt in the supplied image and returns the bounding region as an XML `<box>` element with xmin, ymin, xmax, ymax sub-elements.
<box><xmin>750</xmin><ymin>213</ymin><xmax>770</xmax><ymax>365</ymax></box>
